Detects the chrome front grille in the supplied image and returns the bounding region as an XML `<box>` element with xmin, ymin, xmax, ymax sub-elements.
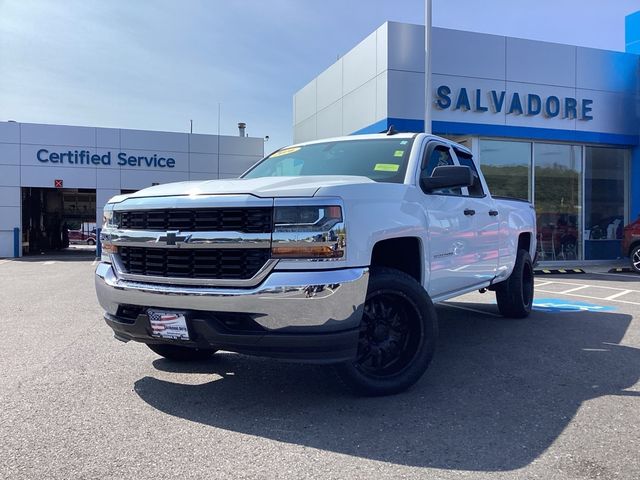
<box><xmin>106</xmin><ymin>197</ymin><xmax>276</xmax><ymax>287</ymax></box>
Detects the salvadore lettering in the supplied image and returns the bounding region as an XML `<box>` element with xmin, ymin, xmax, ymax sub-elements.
<box><xmin>36</xmin><ymin>149</ymin><xmax>176</xmax><ymax>168</ymax></box>
<box><xmin>435</xmin><ymin>85</ymin><xmax>594</xmax><ymax>121</ymax></box>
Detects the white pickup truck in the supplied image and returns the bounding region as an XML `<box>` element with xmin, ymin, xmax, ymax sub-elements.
<box><xmin>96</xmin><ymin>132</ymin><xmax>536</xmax><ymax>395</ymax></box>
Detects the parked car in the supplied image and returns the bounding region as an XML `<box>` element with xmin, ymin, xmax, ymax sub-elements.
<box><xmin>622</xmin><ymin>217</ymin><xmax>640</xmax><ymax>273</ymax></box>
<box><xmin>68</xmin><ymin>229</ymin><xmax>96</xmax><ymax>245</ymax></box>
<box><xmin>96</xmin><ymin>132</ymin><xmax>537</xmax><ymax>396</ymax></box>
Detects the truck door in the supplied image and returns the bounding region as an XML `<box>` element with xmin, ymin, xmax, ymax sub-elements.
<box><xmin>453</xmin><ymin>148</ymin><xmax>500</xmax><ymax>282</ymax></box>
<box><xmin>419</xmin><ymin>141</ymin><xmax>479</xmax><ymax>298</ymax></box>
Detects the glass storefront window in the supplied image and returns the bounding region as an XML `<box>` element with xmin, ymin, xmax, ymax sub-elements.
<box><xmin>479</xmin><ymin>140</ymin><xmax>531</xmax><ymax>201</ymax></box>
<box><xmin>534</xmin><ymin>144</ymin><xmax>582</xmax><ymax>261</ymax></box>
<box><xmin>477</xmin><ymin>137</ymin><xmax>629</xmax><ymax>262</ymax></box>
<box><xmin>584</xmin><ymin>147</ymin><xmax>627</xmax><ymax>260</ymax></box>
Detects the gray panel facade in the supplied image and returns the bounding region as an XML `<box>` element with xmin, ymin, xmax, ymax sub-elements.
<box><xmin>0</xmin><ymin>121</ymin><xmax>264</xmax><ymax>258</ymax></box>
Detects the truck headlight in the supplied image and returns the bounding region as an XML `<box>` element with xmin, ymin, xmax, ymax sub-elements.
<box><xmin>102</xmin><ymin>208</ymin><xmax>113</xmax><ymax>228</ymax></box>
<box><xmin>271</xmin><ymin>205</ymin><xmax>345</xmax><ymax>259</ymax></box>
<box><xmin>100</xmin><ymin>205</ymin><xmax>117</xmax><ymax>263</ymax></box>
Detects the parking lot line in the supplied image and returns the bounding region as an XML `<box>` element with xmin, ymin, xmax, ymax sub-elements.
<box><xmin>604</xmin><ymin>290</ymin><xmax>633</xmax><ymax>301</ymax></box>
<box><xmin>558</xmin><ymin>285</ymin><xmax>591</xmax><ymax>294</ymax></box>
<box><xmin>535</xmin><ymin>288</ymin><xmax>640</xmax><ymax>306</ymax></box>
<box><xmin>539</xmin><ymin>280</ymin><xmax>640</xmax><ymax>293</ymax></box>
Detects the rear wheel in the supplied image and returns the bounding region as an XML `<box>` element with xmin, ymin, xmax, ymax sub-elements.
<box><xmin>147</xmin><ymin>344</ymin><xmax>217</xmax><ymax>361</ymax></box>
<box><xmin>335</xmin><ymin>268</ymin><xmax>438</xmax><ymax>396</ymax></box>
<box><xmin>630</xmin><ymin>245</ymin><xmax>640</xmax><ymax>274</ymax></box>
<box><xmin>87</xmin><ymin>238</ymin><xmax>96</xmax><ymax>245</ymax></box>
<box><xmin>495</xmin><ymin>249</ymin><xmax>534</xmax><ymax>318</ymax></box>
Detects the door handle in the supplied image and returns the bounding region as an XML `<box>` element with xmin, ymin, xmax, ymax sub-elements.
<box><xmin>464</xmin><ymin>209</ymin><xmax>476</xmax><ymax>216</ymax></box>
<box><xmin>489</xmin><ymin>210</ymin><xmax>499</xmax><ymax>216</ymax></box>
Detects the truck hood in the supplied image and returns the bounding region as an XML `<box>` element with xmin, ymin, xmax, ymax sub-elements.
<box><xmin>124</xmin><ymin>175</ymin><xmax>376</xmax><ymax>199</ymax></box>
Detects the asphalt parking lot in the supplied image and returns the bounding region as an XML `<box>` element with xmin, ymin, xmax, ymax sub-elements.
<box><xmin>1</xmin><ymin>257</ymin><xmax>639</xmax><ymax>480</ymax></box>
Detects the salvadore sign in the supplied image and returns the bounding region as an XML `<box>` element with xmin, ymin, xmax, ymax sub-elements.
<box><xmin>435</xmin><ymin>85</ymin><xmax>594</xmax><ymax>121</ymax></box>
<box><xmin>36</xmin><ymin>149</ymin><xmax>176</xmax><ymax>168</ymax></box>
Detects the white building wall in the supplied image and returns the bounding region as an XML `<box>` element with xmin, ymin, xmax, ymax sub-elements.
<box><xmin>293</xmin><ymin>24</ymin><xmax>390</xmax><ymax>143</ymax></box>
<box><xmin>293</xmin><ymin>22</ymin><xmax>640</xmax><ymax>142</ymax></box>
<box><xmin>0</xmin><ymin>121</ymin><xmax>264</xmax><ymax>258</ymax></box>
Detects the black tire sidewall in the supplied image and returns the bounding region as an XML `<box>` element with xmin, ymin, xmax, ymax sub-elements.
<box><xmin>496</xmin><ymin>249</ymin><xmax>534</xmax><ymax>318</ymax></box>
<box><xmin>336</xmin><ymin>267</ymin><xmax>438</xmax><ymax>396</ymax></box>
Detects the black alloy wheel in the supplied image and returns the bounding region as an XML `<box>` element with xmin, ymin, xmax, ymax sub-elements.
<box><xmin>356</xmin><ymin>290</ymin><xmax>421</xmax><ymax>378</ymax></box>
<box><xmin>336</xmin><ymin>268</ymin><xmax>438</xmax><ymax>396</ymax></box>
<box><xmin>631</xmin><ymin>245</ymin><xmax>640</xmax><ymax>274</ymax></box>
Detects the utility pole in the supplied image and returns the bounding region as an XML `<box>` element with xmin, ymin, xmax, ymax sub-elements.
<box><xmin>424</xmin><ymin>0</ymin><xmax>432</xmax><ymax>133</ymax></box>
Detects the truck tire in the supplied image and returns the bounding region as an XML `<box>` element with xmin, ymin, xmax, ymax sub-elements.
<box><xmin>335</xmin><ymin>267</ymin><xmax>438</xmax><ymax>396</ymax></box>
<box><xmin>147</xmin><ymin>344</ymin><xmax>217</xmax><ymax>361</ymax></box>
<box><xmin>630</xmin><ymin>245</ymin><xmax>640</xmax><ymax>274</ymax></box>
<box><xmin>495</xmin><ymin>249</ymin><xmax>534</xmax><ymax>318</ymax></box>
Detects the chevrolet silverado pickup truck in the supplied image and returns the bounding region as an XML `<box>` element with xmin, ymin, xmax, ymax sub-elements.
<box><xmin>96</xmin><ymin>131</ymin><xmax>537</xmax><ymax>395</ymax></box>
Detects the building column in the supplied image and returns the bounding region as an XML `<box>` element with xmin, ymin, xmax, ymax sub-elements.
<box><xmin>0</xmin><ymin>186</ymin><xmax>21</xmax><ymax>258</ymax></box>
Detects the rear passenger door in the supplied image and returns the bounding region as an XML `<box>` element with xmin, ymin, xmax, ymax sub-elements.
<box><xmin>453</xmin><ymin>148</ymin><xmax>500</xmax><ymax>281</ymax></box>
<box><xmin>419</xmin><ymin>141</ymin><xmax>478</xmax><ymax>298</ymax></box>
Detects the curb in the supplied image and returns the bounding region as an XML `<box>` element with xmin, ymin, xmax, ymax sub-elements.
<box><xmin>608</xmin><ymin>267</ymin><xmax>636</xmax><ymax>274</ymax></box>
<box><xmin>534</xmin><ymin>268</ymin><xmax>586</xmax><ymax>275</ymax></box>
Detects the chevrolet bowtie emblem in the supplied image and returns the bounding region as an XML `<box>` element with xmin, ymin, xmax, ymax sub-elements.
<box><xmin>159</xmin><ymin>230</ymin><xmax>189</xmax><ymax>246</ymax></box>
<box><xmin>165</xmin><ymin>231</ymin><xmax>177</xmax><ymax>246</ymax></box>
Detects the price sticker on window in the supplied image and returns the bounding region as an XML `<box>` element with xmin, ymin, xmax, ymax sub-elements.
<box><xmin>374</xmin><ymin>163</ymin><xmax>400</xmax><ymax>172</ymax></box>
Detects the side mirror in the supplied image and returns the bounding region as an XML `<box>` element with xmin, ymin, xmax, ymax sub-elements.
<box><xmin>420</xmin><ymin>165</ymin><xmax>474</xmax><ymax>193</ymax></box>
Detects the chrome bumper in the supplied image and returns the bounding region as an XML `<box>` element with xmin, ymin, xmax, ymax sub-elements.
<box><xmin>95</xmin><ymin>263</ymin><xmax>368</xmax><ymax>332</ymax></box>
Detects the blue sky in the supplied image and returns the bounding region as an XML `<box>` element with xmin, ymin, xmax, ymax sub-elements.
<box><xmin>1</xmin><ymin>0</ymin><xmax>638</xmax><ymax>151</ymax></box>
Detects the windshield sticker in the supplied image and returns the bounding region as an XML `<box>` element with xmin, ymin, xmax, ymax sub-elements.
<box><xmin>271</xmin><ymin>147</ymin><xmax>301</xmax><ymax>158</ymax></box>
<box><xmin>374</xmin><ymin>163</ymin><xmax>400</xmax><ymax>172</ymax></box>
<box><xmin>393</xmin><ymin>150</ymin><xmax>405</xmax><ymax>157</ymax></box>
<box><xmin>400</xmin><ymin>140</ymin><xmax>408</xmax><ymax>145</ymax></box>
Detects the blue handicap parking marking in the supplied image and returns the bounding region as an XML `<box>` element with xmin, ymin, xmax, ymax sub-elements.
<box><xmin>533</xmin><ymin>298</ymin><xmax>616</xmax><ymax>313</ymax></box>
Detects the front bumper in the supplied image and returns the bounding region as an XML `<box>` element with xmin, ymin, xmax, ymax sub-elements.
<box><xmin>95</xmin><ymin>263</ymin><xmax>368</xmax><ymax>363</ymax></box>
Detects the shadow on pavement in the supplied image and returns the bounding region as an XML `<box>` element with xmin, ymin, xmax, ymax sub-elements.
<box><xmin>134</xmin><ymin>303</ymin><xmax>640</xmax><ymax>471</ymax></box>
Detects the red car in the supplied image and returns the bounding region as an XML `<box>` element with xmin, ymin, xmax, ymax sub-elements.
<box><xmin>623</xmin><ymin>217</ymin><xmax>640</xmax><ymax>273</ymax></box>
<box><xmin>68</xmin><ymin>229</ymin><xmax>97</xmax><ymax>245</ymax></box>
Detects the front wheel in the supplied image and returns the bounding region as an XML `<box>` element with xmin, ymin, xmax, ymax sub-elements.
<box><xmin>495</xmin><ymin>249</ymin><xmax>534</xmax><ymax>318</ymax></box>
<box><xmin>630</xmin><ymin>245</ymin><xmax>640</xmax><ymax>274</ymax></box>
<box><xmin>147</xmin><ymin>344</ymin><xmax>217</xmax><ymax>361</ymax></box>
<box><xmin>335</xmin><ymin>268</ymin><xmax>438</xmax><ymax>396</ymax></box>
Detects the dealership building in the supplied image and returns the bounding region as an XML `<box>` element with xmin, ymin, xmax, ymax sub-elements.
<box><xmin>294</xmin><ymin>10</ymin><xmax>640</xmax><ymax>262</ymax></box>
<box><xmin>0</xmin><ymin>122</ymin><xmax>263</xmax><ymax>257</ymax></box>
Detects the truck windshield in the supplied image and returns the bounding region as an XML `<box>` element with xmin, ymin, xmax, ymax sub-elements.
<box><xmin>242</xmin><ymin>137</ymin><xmax>415</xmax><ymax>183</ymax></box>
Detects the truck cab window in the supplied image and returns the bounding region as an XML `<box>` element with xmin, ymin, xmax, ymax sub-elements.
<box><xmin>455</xmin><ymin>150</ymin><xmax>485</xmax><ymax>197</ymax></box>
<box><xmin>421</xmin><ymin>145</ymin><xmax>461</xmax><ymax>196</ymax></box>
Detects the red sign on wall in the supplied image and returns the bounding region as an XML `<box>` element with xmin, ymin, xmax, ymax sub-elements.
<box><xmin>54</xmin><ymin>179</ymin><xmax>63</xmax><ymax>188</ymax></box>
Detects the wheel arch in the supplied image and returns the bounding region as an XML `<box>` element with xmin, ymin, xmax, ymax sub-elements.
<box><xmin>370</xmin><ymin>236</ymin><xmax>423</xmax><ymax>285</ymax></box>
<box><xmin>518</xmin><ymin>231</ymin><xmax>534</xmax><ymax>257</ymax></box>
<box><xmin>628</xmin><ymin>240</ymin><xmax>640</xmax><ymax>257</ymax></box>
